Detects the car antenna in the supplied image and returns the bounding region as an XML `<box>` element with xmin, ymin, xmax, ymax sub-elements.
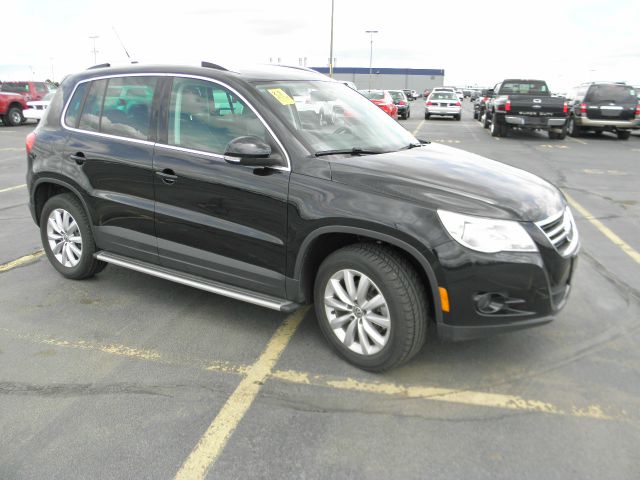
<box><xmin>112</xmin><ymin>26</ymin><xmax>135</xmax><ymax>63</ymax></box>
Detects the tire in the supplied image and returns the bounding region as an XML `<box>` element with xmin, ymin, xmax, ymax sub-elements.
<box><xmin>483</xmin><ymin>111</ymin><xmax>490</xmax><ymax>129</ymax></box>
<box><xmin>567</xmin><ymin>116</ymin><xmax>581</xmax><ymax>137</ymax></box>
<box><xmin>40</xmin><ymin>193</ymin><xmax>106</xmax><ymax>280</ymax></box>
<box><xmin>424</xmin><ymin>113</ymin><xmax>430</xmax><ymax>120</ymax></box>
<box><xmin>490</xmin><ymin>116</ymin><xmax>502</xmax><ymax>137</ymax></box>
<box><xmin>5</xmin><ymin>107</ymin><xmax>23</xmax><ymax>127</ymax></box>
<box><xmin>314</xmin><ymin>243</ymin><xmax>428</xmax><ymax>371</ymax></box>
<box><xmin>593</xmin><ymin>130</ymin><xmax>603</xmax><ymax>136</ymax></box>
<box><xmin>455</xmin><ymin>114</ymin><xmax>461</xmax><ymax>121</ymax></box>
<box><xmin>617</xmin><ymin>130</ymin><xmax>631</xmax><ymax>140</ymax></box>
<box><xmin>407</xmin><ymin>109</ymin><xmax>410</xmax><ymax>119</ymax></box>
<box><xmin>473</xmin><ymin>110</ymin><xmax>478</xmax><ymax>120</ymax></box>
<box><xmin>549</xmin><ymin>126</ymin><xmax>566</xmax><ymax>140</ymax></box>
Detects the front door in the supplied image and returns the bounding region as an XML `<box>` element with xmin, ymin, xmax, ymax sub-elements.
<box><xmin>153</xmin><ymin>76</ymin><xmax>290</xmax><ymax>297</ymax></box>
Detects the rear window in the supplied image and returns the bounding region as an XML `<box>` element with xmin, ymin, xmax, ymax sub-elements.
<box><xmin>64</xmin><ymin>83</ymin><xmax>89</xmax><ymax>128</ymax></box>
<box><xmin>389</xmin><ymin>91</ymin><xmax>406</xmax><ymax>101</ymax></box>
<box><xmin>586</xmin><ymin>85</ymin><xmax>636</xmax><ymax>103</ymax></box>
<box><xmin>431</xmin><ymin>92</ymin><xmax>457</xmax><ymax>100</ymax></box>
<box><xmin>500</xmin><ymin>81</ymin><xmax>548</xmax><ymax>95</ymax></box>
<box><xmin>360</xmin><ymin>90</ymin><xmax>385</xmax><ymax>100</ymax></box>
<box><xmin>0</xmin><ymin>82</ymin><xmax>29</xmax><ymax>93</ymax></box>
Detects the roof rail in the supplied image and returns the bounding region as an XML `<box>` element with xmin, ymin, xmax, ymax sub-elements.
<box><xmin>88</xmin><ymin>63</ymin><xmax>111</xmax><ymax>70</ymax></box>
<box><xmin>201</xmin><ymin>61</ymin><xmax>228</xmax><ymax>71</ymax></box>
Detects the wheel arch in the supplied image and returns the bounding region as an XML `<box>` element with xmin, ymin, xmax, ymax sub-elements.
<box><xmin>293</xmin><ymin>226</ymin><xmax>442</xmax><ymax>325</ymax></box>
<box><xmin>32</xmin><ymin>178</ymin><xmax>94</xmax><ymax>229</ymax></box>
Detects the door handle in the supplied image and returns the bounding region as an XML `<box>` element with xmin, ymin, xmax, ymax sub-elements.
<box><xmin>69</xmin><ymin>153</ymin><xmax>85</xmax><ymax>165</ymax></box>
<box><xmin>156</xmin><ymin>169</ymin><xmax>178</xmax><ymax>184</ymax></box>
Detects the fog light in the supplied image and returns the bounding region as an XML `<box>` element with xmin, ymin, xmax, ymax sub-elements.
<box><xmin>475</xmin><ymin>292</ymin><xmax>506</xmax><ymax>314</ymax></box>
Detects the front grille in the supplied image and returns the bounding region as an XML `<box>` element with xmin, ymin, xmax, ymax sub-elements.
<box><xmin>536</xmin><ymin>208</ymin><xmax>578</xmax><ymax>255</ymax></box>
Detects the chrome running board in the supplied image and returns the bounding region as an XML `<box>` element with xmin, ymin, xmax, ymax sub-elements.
<box><xmin>94</xmin><ymin>251</ymin><xmax>301</xmax><ymax>313</ymax></box>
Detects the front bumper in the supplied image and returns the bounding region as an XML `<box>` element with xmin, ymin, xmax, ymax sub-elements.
<box><xmin>22</xmin><ymin>109</ymin><xmax>45</xmax><ymax>120</ymax></box>
<box><xmin>575</xmin><ymin>116</ymin><xmax>640</xmax><ymax>129</ymax></box>
<box><xmin>432</xmin><ymin>223</ymin><xmax>579</xmax><ymax>341</ymax></box>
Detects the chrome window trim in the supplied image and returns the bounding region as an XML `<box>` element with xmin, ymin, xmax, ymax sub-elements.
<box><xmin>60</xmin><ymin>72</ymin><xmax>292</xmax><ymax>171</ymax></box>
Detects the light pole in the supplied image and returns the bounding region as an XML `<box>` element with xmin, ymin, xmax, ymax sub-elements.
<box><xmin>365</xmin><ymin>30</ymin><xmax>378</xmax><ymax>90</ymax></box>
<box><xmin>329</xmin><ymin>0</ymin><xmax>335</xmax><ymax>77</ymax></box>
<box><xmin>89</xmin><ymin>35</ymin><xmax>99</xmax><ymax>65</ymax></box>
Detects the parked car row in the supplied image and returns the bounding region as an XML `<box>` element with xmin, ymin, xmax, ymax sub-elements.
<box><xmin>474</xmin><ymin>79</ymin><xmax>639</xmax><ymax>140</ymax></box>
<box><xmin>0</xmin><ymin>81</ymin><xmax>56</xmax><ymax>126</ymax></box>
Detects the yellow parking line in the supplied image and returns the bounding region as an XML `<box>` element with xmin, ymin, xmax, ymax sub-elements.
<box><xmin>0</xmin><ymin>183</ymin><xmax>26</xmax><ymax>194</ymax></box>
<box><xmin>564</xmin><ymin>191</ymin><xmax>640</xmax><ymax>264</ymax></box>
<box><xmin>174</xmin><ymin>307</ymin><xmax>308</xmax><ymax>480</ymax></box>
<box><xmin>0</xmin><ymin>250</ymin><xmax>44</xmax><ymax>272</ymax></box>
<box><xmin>412</xmin><ymin>120</ymin><xmax>425</xmax><ymax>137</ymax></box>
<box><xmin>270</xmin><ymin>370</ymin><xmax>612</xmax><ymax>420</ymax></box>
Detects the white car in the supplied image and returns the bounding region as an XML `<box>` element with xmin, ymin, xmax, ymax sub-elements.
<box><xmin>432</xmin><ymin>87</ymin><xmax>456</xmax><ymax>93</ymax></box>
<box><xmin>22</xmin><ymin>91</ymin><xmax>55</xmax><ymax>121</ymax></box>
<box><xmin>425</xmin><ymin>91</ymin><xmax>462</xmax><ymax>120</ymax></box>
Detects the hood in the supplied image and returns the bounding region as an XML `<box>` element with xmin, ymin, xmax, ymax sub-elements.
<box><xmin>329</xmin><ymin>142</ymin><xmax>565</xmax><ymax>222</ymax></box>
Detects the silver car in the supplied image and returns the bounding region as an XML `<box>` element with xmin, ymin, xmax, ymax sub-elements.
<box><xmin>425</xmin><ymin>91</ymin><xmax>462</xmax><ymax>120</ymax></box>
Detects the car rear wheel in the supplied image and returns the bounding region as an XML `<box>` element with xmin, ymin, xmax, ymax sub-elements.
<box><xmin>40</xmin><ymin>193</ymin><xmax>106</xmax><ymax>280</ymax></box>
<box><xmin>617</xmin><ymin>130</ymin><xmax>631</xmax><ymax>140</ymax></box>
<box><xmin>314</xmin><ymin>243</ymin><xmax>428</xmax><ymax>371</ymax></box>
<box><xmin>454</xmin><ymin>114</ymin><xmax>461</xmax><ymax>121</ymax></box>
<box><xmin>490</xmin><ymin>117</ymin><xmax>502</xmax><ymax>137</ymax></box>
<box><xmin>5</xmin><ymin>107</ymin><xmax>23</xmax><ymax>127</ymax></box>
<box><xmin>567</xmin><ymin>116</ymin><xmax>581</xmax><ymax>137</ymax></box>
<box><xmin>424</xmin><ymin>113</ymin><xmax>430</xmax><ymax>120</ymax></box>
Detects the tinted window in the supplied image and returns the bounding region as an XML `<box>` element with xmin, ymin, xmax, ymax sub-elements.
<box><xmin>168</xmin><ymin>77</ymin><xmax>267</xmax><ymax>155</ymax></box>
<box><xmin>100</xmin><ymin>77</ymin><xmax>157</xmax><ymax>140</ymax></box>
<box><xmin>431</xmin><ymin>93</ymin><xmax>457</xmax><ymax>100</ymax></box>
<box><xmin>0</xmin><ymin>82</ymin><xmax>29</xmax><ymax>93</ymax></box>
<box><xmin>64</xmin><ymin>82</ymin><xmax>89</xmax><ymax>128</ymax></box>
<box><xmin>389</xmin><ymin>91</ymin><xmax>406</xmax><ymax>101</ymax></box>
<box><xmin>500</xmin><ymin>81</ymin><xmax>548</xmax><ymax>95</ymax></box>
<box><xmin>586</xmin><ymin>84</ymin><xmax>636</xmax><ymax>103</ymax></box>
<box><xmin>35</xmin><ymin>83</ymin><xmax>47</xmax><ymax>93</ymax></box>
<box><xmin>78</xmin><ymin>80</ymin><xmax>107</xmax><ymax>132</ymax></box>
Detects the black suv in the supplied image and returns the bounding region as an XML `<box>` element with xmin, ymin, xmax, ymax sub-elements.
<box><xmin>26</xmin><ymin>63</ymin><xmax>580</xmax><ymax>371</ymax></box>
<box><xmin>566</xmin><ymin>82</ymin><xmax>639</xmax><ymax>139</ymax></box>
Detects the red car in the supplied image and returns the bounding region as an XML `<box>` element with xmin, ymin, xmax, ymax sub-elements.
<box><xmin>0</xmin><ymin>92</ymin><xmax>28</xmax><ymax>126</ymax></box>
<box><xmin>423</xmin><ymin>88</ymin><xmax>431</xmax><ymax>98</ymax></box>
<box><xmin>0</xmin><ymin>81</ymin><xmax>53</xmax><ymax>102</ymax></box>
<box><xmin>359</xmin><ymin>89</ymin><xmax>398</xmax><ymax>119</ymax></box>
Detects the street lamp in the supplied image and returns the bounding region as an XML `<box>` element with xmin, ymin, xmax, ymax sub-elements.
<box><xmin>328</xmin><ymin>0</ymin><xmax>335</xmax><ymax>77</ymax></box>
<box><xmin>365</xmin><ymin>30</ymin><xmax>378</xmax><ymax>90</ymax></box>
<box><xmin>89</xmin><ymin>35</ymin><xmax>99</xmax><ymax>65</ymax></box>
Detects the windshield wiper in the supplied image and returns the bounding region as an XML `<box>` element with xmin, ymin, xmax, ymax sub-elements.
<box><xmin>314</xmin><ymin>147</ymin><xmax>385</xmax><ymax>157</ymax></box>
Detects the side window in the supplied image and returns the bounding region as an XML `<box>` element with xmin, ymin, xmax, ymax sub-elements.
<box><xmin>100</xmin><ymin>77</ymin><xmax>157</xmax><ymax>140</ymax></box>
<box><xmin>64</xmin><ymin>83</ymin><xmax>89</xmax><ymax>128</ymax></box>
<box><xmin>35</xmin><ymin>83</ymin><xmax>47</xmax><ymax>93</ymax></box>
<box><xmin>168</xmin><ymin>77</ymin><xmax>266</xmax><ymax>155</ymax></box>
<box><xmin>78</xmin><ymin>79</ymin><xmax>108</xmax><ymax>132</ymax></box>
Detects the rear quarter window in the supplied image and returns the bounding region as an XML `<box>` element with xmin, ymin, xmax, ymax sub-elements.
<box><xmin>78</xmin><ymin>80</ymin><xmax>108</xmax><ymax>132</ymax></box>
<box><xmin>64</xmin><ymin>82</ymin><xmax>89</xmax><ymax>128</ymax></box>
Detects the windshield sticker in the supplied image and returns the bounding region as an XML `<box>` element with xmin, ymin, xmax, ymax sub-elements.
<box><xmin>267</xmin><ymin>88</ymin><xmax>295</xmax><ymax>105</ymax></box>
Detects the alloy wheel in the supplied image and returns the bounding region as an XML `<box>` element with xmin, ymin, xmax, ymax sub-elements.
<box><xmin>323</xmin><ymin>269</ymin><xmax>391</xmax><ymax>356</ymax></box>
<box><xmin>46</xmin><ymin>208</ymin><xmax>83</xmax><ymax>267</ymax></box>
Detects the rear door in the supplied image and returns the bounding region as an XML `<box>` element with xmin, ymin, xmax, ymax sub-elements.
<box><xmin>63</xmin><ymin>75</ymin><xmax>161</xmax><ymax>263</ymax></box>
<box><xmin>152</xmin><ymin>76</ymin><xmax>290</xmax><ymax>297</ymax></box>
<box><xmin>583</xmin><ymin>84</ymin><xmax>638</xmax><ymax>120</ymax></box>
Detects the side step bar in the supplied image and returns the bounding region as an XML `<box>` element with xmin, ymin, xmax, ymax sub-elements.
<box><xmin>94</xmin><ymin>251</ymin><xmax>301</xmax><ymax>313</ymax></box>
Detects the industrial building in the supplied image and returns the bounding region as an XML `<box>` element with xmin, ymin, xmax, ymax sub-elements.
<box><xmin>311</xmin><ymin>66</ymin><xmax>445</xmax><ymax>91</ymax></box>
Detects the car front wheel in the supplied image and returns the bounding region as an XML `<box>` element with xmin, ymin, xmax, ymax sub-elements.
<box><xmin>6</xmin><ymin>107</ymin><xmax>23</xmax><ymax>127</ymax></box>
<box><xmin>314</xmin><ymin>243</ymin><xmax>428</xmax><ymax>371</ymax></box>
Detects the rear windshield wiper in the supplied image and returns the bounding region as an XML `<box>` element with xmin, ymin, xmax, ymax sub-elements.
<box><xmin>315</xmin><ymin>147</ymin><xmax>385</xmax><ymax>157</ymax></box>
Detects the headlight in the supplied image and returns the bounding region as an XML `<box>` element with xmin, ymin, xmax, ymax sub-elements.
<box><xmin>437</xmin><ymin>210</ymin><xmax>537</xmax><ymax>253</ymax></box>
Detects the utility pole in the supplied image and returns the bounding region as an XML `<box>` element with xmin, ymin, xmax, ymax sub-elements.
<box><xmin>89</xmin><ymin>35</ymin><xmax>99</xmax><ymax>64</ymax></box>
<box><xmin>365</xmin><ymin>30</ymin><xmax>378</xmax><ymax>90</ymax></box>
<box><xmin>329</xmin><ymin>0</ymin><xmax>335</xmax><ymax>77</ymax></box>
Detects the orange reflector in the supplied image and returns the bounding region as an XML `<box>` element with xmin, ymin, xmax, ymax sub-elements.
<box><xmin>439</xmin><ymin>287</ymin><xmax>450</xmax><ymax>312</ymax></box>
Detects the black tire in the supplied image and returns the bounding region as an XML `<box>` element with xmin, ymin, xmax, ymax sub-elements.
<box><xmin>473</xmin><ymin>110</ymin><xmax>478</xmax><ymax>120</ymax></box>
<box><xmin>617</xmin><ymin>130</ymin><xmax>631</xmax><ymax>140</ymax></box>
<box><xmin>567</xmin><ymin>116</ymin><xmax>581</xmax><ymax>137</ymax></box>
<box><xmin>314</xmin><ymin>243</ymin><xmax>428</xmax><ymax>371</ymax></box>
<box><xmin>454</xmin><ymin>114</ymin><xmax>461</xmax><ymax>121</ymax></box>
<box><xmin>40</xmin><ymin>193</ymin><xmax>106</xmax><ymax>280</ymax></box>
<box><xmin>406</xmin><ymin>109</ymin><xmax>410</xmax><ymax>119</ymax></box>
<box><xmin>549</xmin><ymin>126</ymin><xmax>566</xmax><ymax>140</ymax></box>
<box><xmin>424</xmin><ymin>113</ymin><xmax>430</xmax><ymax>120</ymax></box>
<box><xmin>483</xmin><ymin>110</ymin><xmax>490</xmax><ymax>129</ymax></box>
<box><xmin>5</xmin><ymin>107</ymin><xmax>23</xmax><ymax>127</ymax></box>
<box><xmin>490</xmin><ymin>116</ymin><xmax>502</xmax><ymax>137</ymax></box>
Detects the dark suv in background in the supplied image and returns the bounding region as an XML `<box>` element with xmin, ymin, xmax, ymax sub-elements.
<box><xmin>565</xmin><ymin>82</ymin><xmax>639</xmax><ymax>139</ymax></box>
<box><xmin>26</xmin><ymin>63</ymin><xmax>579</xmax><ymax>370</ymax></box>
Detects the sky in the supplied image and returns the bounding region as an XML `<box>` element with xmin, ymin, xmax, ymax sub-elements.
<box><xmin>2</xmin><ymin>0</ymin><xmax>639</xmax><ymax>92</ymax></box>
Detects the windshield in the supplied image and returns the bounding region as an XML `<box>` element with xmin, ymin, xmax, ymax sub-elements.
<box><xmin>254</xmin><ymin>81</ymin><xmax>417</xmax><ymax>154</ymax></box>
<box><xmin>587</xmin><ymin>85</ymin><xmax>636</xmax><ymax>103</ymax></box>
<box><xmin>0</xmin><ymin>82</ymin><xmax>29</xmax><ymax>93</ymax></box>
<box><xmin>501</xmin><ymin>81</ymin><xmax>548</xmax><ymax>95</ymax></box>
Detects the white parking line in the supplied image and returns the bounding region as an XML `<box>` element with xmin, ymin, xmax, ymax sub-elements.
<box><xmin>0</xmin><ymin>184</ymin><xmax>26</xmax><ymax>194</ymax></box>
<box><xmin>567</xmin><ymin>137</ymin><xmax>588</xmax><ymax>145</ymax></box>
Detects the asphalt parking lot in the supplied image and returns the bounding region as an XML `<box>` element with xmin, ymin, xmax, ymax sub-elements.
<box><xmin>1</xmin><ymin>100</ymin><xmax>639</xmax><ymax>479</ymax></box>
